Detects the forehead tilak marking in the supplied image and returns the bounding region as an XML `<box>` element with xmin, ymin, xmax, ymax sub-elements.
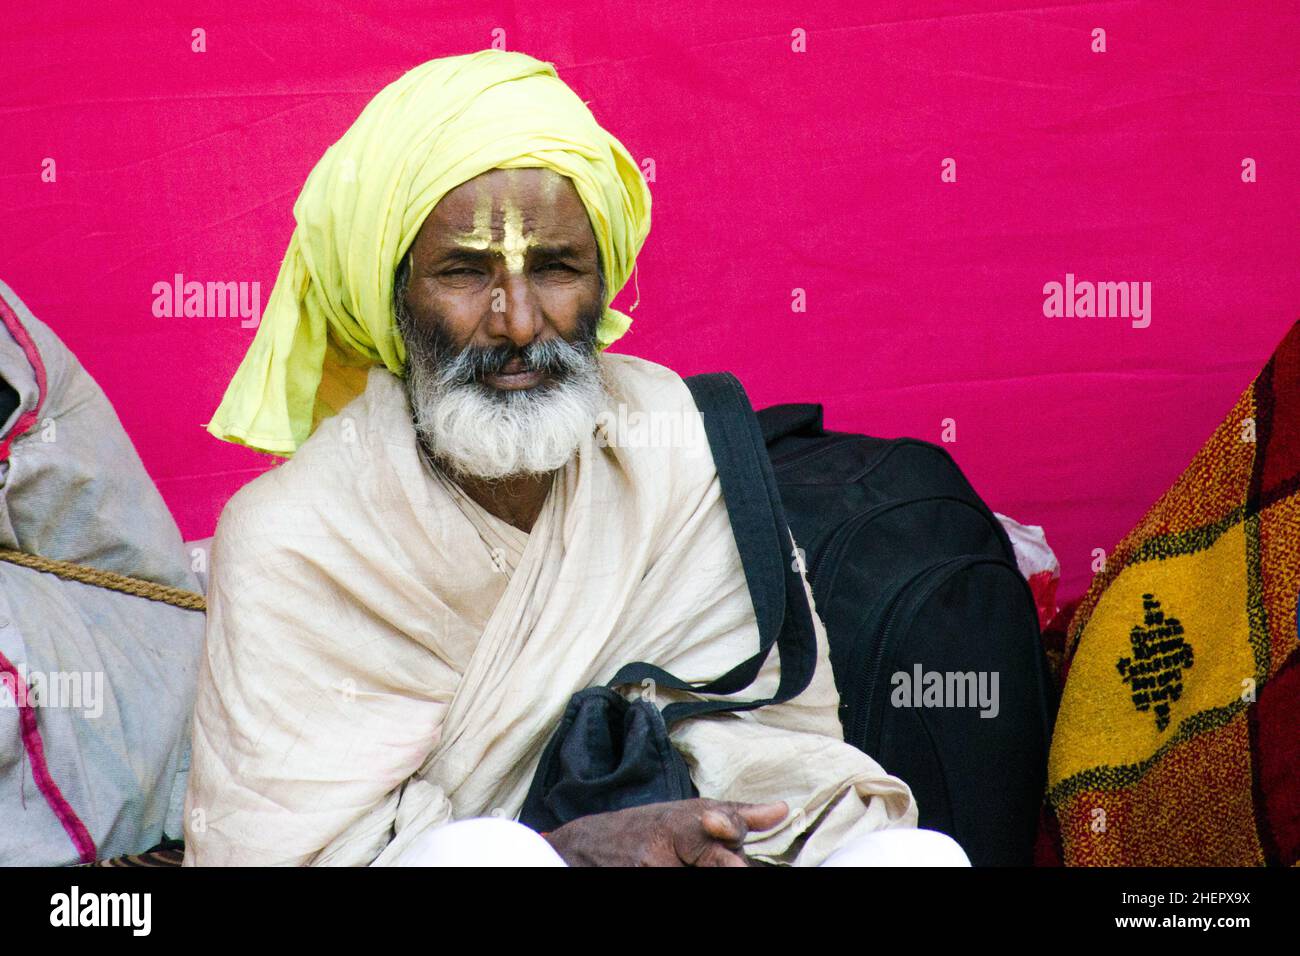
<box><xmin>445</xmin><ymin>184</ymin><xmax>542</xmax><ymax>275</ymax></box>
<box><xmin>541</xmin><ymin>172</ymin><xmax>562</xmax><ymax>201</ymax></box>
<box><xmin>446</xmin><ymin>192</ymin><xmax>493</xmax><ymax>251</ymax></box>
<box><xmin>500</xmin><ymin>198</ymin><xmax>529</xmax><ymax>274</ymax></box>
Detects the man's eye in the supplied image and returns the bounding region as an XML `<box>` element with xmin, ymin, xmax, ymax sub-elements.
<box><xmin>443</xmin><ymin>268</ymin><xmax>481</xmax><ymax>277</ymax></box>
<box><xmin>538</xmin><ymin>262</ymin><xmax>573</xmax><ymax>272</ymax></box>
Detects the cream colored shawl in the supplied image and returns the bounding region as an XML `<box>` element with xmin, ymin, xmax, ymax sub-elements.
<box><xmin>183</xmin><ymin>354</ymin><xmax>916</xmax><ymax>866</ymax></box>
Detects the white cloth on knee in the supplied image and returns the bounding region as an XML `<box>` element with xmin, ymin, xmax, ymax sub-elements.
<box><xmin>820</xmin><ymin>827</ymin><xmax>971</xmax><ymax>867</ymax></box>
<box><xmin>392</xmin><ymin>818</ymin><xmax>969</xmax><ymax>867</ymax></box>
<box><xmin>393</xmin><ymin>817</ymin><xmax>566</xmax><ymax>867</ymax></box>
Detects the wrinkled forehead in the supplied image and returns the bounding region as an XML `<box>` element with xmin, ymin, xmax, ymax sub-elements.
<box><xmin>421</xmin><ymin>167</ymin><xmax>595</xmax><ymax>247</ymax></box>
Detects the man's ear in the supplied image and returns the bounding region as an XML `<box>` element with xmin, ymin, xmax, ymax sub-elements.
<box><xmin>394</xmin><ymin>249</ymin><xmax>413</xmax><ymax>297</ymax></box>
<box><xmin>393</xmin><ymin>250</ymin><xmax>414</xmax><ymax>324</ymax></box>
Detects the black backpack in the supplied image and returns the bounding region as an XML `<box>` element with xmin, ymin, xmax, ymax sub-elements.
<box><xmin>755</xmin><ymin>400</ymin><xmax>1057</xmax><ymax>866</ymax></box>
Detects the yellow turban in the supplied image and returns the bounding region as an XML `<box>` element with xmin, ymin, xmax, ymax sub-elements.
<box><xmin>204</xmin><ymin>49</ymin><xmax>652</xmax><ymax>456</ymax></box>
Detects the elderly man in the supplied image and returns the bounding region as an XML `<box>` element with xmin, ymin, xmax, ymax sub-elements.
<box><xmin>185</xmin><ymin>49</ymin><xmax>968</xmax><ymax>867</ymax></box>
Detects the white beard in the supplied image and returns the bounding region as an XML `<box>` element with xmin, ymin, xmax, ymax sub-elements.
<box><xmin>403</xmin><ymin>346</ymin><xmax>607</xmax><ymax>482</ymax></box>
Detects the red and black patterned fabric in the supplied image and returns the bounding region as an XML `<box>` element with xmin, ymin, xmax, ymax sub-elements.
<box><xmin>1040</xmin><ymin>320</ymin><xmax>1300</xmax><ymax>866</ymax></box>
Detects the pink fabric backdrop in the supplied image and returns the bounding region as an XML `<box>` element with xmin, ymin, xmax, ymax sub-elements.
<box><xmin>2</xmin><ymin>1</ymin><xmax>1297</xmax><ymax>600</ymax></box>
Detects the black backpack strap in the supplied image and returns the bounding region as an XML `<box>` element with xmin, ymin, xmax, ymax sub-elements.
<box><xmin>608</xmin><ymin>372</ymin><xmax>819</xmax><ymax>726</ymax></box>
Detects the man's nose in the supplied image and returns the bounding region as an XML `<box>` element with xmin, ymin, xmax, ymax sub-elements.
<box><xmin>486</xmin><ymin>271</ymin><xmax>543</xmax><ymax>349</ymax></box>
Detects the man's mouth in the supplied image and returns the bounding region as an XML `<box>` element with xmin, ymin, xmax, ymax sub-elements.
<box><xmin>483</xmin><ymin>357</ymin><xmax>548</xmax><ymax>390</ymax></box>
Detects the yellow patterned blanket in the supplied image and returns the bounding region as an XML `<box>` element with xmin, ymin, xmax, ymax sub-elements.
<box><xmin>1044</xmin><ymin>320</ymin><xmax>1300</xmax><ymax>866</ymax></box>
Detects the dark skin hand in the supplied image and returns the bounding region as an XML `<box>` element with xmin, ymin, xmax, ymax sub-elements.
<box><xmin>542</xmin><ymin>799</ymin><xmax>789</xmax><ymax>867</ymax></box>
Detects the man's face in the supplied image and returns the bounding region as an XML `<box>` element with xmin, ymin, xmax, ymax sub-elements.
<box><xmin>395</xmin><ymin>167</ymin><xmax>610</xmax><ymax>481</ymax></box>
<box><xmin>400</xmin><ymin>167</ymin><xmax>604</xmax><ymax>391</ymax></box>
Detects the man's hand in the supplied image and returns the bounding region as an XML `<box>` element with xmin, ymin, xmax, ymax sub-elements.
<box><xmin>541</xmin><ymin>798</ymin><xmax>789</xmax><ymax>867</ymax></box>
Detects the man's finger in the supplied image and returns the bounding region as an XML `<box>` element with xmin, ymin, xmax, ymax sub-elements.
<box><xmin>735</xmin><ymin>800</ymin><xmax>789</xmax><ymax>833</ymax></box>
<box><xmin>700</xmin><ymin>806</ymin><xmax>748</xmax><ymax>846</ymax></box>
<box><xmin>673</xmin><ymin>806</ymin><xmax>746</xmax><ymax>863</ymax></box>
<box><xmin>673</xmin><ymin>816</ymin><xmax>749</xmax><ymax>867</ymax></box>
<box><xmin>690</xmin><ymin>840</ymin><xmax>749</xmax><ymax>868</ymax></box>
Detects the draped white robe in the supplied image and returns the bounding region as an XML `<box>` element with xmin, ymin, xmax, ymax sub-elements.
<box><xmin>183</xmin><ymin>353</ymin><xmax>917</xmax><ymax>866</ymax></box>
